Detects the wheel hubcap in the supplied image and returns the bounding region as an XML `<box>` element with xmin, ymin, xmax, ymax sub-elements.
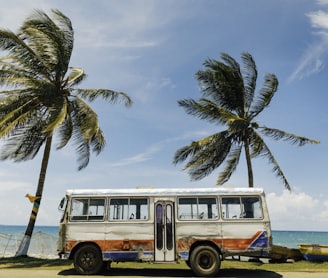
<box><xmin>199</xmin><ymin>253</ymin><xmax>213</xmax><ymax>269</ymax></box>
<box><xmin>81</xmin><ymin>252</ymin><xmax>96</xmax><ymax>269</ymax></box>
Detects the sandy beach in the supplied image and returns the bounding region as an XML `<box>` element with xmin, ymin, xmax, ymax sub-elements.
<box><xmin>0</xmin><ymin>268</ymin><xmax>327</xmax><ymax>278</ymax></box>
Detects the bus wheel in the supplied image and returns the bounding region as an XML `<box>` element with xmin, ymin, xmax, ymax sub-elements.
<box><xmin>190</xmin><ymin>245</ymin><xmax>221</xmax><ymax>277</ymax></box>
<box><xmin>74</xmin><ymin>244</ymin><xmax>103</xmax><ymax>275</ymax></box>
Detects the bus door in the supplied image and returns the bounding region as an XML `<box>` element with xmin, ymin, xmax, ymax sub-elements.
<box><xmin>154</xmin><ymin>201</ymin><xmax>175</xmax><ymax>262</ymax></box>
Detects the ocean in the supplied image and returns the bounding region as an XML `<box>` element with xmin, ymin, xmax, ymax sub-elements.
<box><xmin>1</xmin><ymin>225</ymin><xmax>327</xmax><ymax>257</ymax></box>
<box><xmin>272</xmin><ymin>230</ymin><xmax>328</xmax><ymax>248</ymax></box>
<box><xmin>0</xmin><ymin>225</ymin><xmax>58</xmax><ymax>238</ymax></box>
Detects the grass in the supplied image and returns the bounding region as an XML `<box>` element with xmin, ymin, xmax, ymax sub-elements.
<box><xmin>0</xmin><ymin>256</ymin><xmax>72</xmax><ymax>270</ymax></box>
<box><xmin>220</xmin><ymin>259</ymin><xmax>328</xmax><ymax>272</ymax></box>
<box><xmin>1</xmin><ymin>257</ymin><xmax>328</xmax><ymax>272</ymax></box>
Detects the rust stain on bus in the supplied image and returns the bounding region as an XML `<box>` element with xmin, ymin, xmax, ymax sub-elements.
<box><xmin>66</xmin><ymin>239</ymin><xmax>154</xmax><ymax>252</ymax></box>
<box><xmin>104</xmin><ymin>239</ymin><xmax>154</xmax><ymax>251</ymax></box>
<box><xmin>177</xmin><ymin>230</ymin><xmax>265</xmax><ymax>252</ymax></box>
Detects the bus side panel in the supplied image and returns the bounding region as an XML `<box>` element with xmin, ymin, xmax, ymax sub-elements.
<box><xmin>62</xmin><ymin>222</ymin><xmax>155</xmax><ymax>261</ymax></box>
<box><xmin>176</xmin><ymin>221</ymin><xmax>222</xmax><ymax>260</ymax></box>
<box><xmin>176</xmin><ymin>221</ymin><xmax>271</xmax><ymax>260</ymax></box>
<box><xmin>63</xmin><ymin>222</ymin><xmax>106</xmax><ymax>256</ymax></box>
<box><xmin>103</xmin><ymin>222</ymin><xmax>154</xmax><ymax>261</ymax></box>
<box><xmin>220</xmin><ymin>221</ymin><xmax>271</xmax><ymax>257</ymax></box>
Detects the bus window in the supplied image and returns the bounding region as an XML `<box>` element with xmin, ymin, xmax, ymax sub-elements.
<box><xmin>88</xmin><ymin>199</ymin><xmax>105</xmax><ymax>220</ymax></box>
<box><xmin>130</xmin><ymin>198</ymin><xmax>149</xmax><ymax>220</ymax></box>
<box><xmin>178</xmin><ymin>198</ymin><xmax>197</xmax><ymax>220</ymax></box>
<box><xmin>109</xmin><ymin>198</ymin><xmax>129</xmax><ymax>220</ymax></box>
<box><xmin>178</xmin><ymin>197</ymin><xmax>217</xmax><ymax>220</ymax></box>
<box><xmin>221</xmin><ymin>197</ymin><xmax>241</xmax><ymax>219</ymax></box>
<box><xmin>221</xmin><ymin>196</ymin><xmax>263</xmax><ymax>219</ymax></box>
<box><xmin>242</xmin><ymin>197</ymin><xmax>263</xmax><ymax>219</ymax></box>
<box><xmin>109</xmin><ymin>198</ymin><xmax>149</xmax><ymax>221</ymax></box>
<box><xmin>166</xmin><ymin>204</ymin><xmax>173</xmax><ymax>250</ymax></box>
<box><xmin>156</xmin><ymin>204</ymin><xmax>163</xmax><ymax>249</ymax></box>
<box><xmin>58</xmin><ymin>197</ymin><xmax>67</xmax><ymax>223</ymax></box>
<box><xmin>70</xmin><ymin>198</ymin><xmax>105</xmax><ymax>221</ymax></box>
<box><xmin>198</xmin><ymin>197</ymin><xmax>218</xmax><ymax>219</ymax></box>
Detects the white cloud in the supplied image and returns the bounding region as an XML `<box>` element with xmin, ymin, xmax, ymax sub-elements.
<box><xmin>309</xmin><ymin>10</ymin><xmax>328</xmax><ymax>28</ymax></box>
<box><xmin>289</xmin><ymin>7</ymin><xmax>328</xmax><ymax>81</ymax></box>
<box><xmin>106</xmin><ymin>138</ymin><xmax>172</xmax><ymax>168</ymax></box>
<box><xmin>267</xmin><ymin>191</ymin><xmax>328</xmax><ymax>231</ymax></box>
<box><xmin>107</xmin><ymin>150</ymin><xmax>155</xmax><ymax>167</ymax></box>
<box><xmin>132</xmin><ymin>77</ymin><xmax>176</xmax><ymax>104</ymax></box>
<box><xmin>72</xmin><ymin>1</ymin><xmax>185</xmax><ymax>51</ymax></box>
<box><xmin>76</xmin><ymin>24</ymin><xmax>160</xmax><ymax>50</ymax></box>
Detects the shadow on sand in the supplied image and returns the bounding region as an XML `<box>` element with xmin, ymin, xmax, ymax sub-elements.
<box><xmin>58</xmin><ymin>267</ymin><xmax>282</xmax><ymax>277</ymax></box>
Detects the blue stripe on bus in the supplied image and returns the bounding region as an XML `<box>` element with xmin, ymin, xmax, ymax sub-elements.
<box><xmin>179</xmin><ymin>251</ymin><xmax>189</xmax><ymax>260</ymax></box>
<box><xmin>103</xmin><ymin>251</ymin><xmax>154</xmax><ymax>261</ymax></box>
<box><xmin>249</xmin><ymin>231</ymin><xmax>269</xmax><ymax>249</ymax></box>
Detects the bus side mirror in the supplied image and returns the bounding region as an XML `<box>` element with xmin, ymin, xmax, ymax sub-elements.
<box><xmin>58</xmin><ymin>197</ymin><xmax>66</xmax><ymax>211</ymax></box>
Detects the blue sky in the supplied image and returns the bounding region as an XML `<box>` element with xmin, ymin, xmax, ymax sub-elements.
<box><xmin>0</xmin><ymin>0</ymin><xmax>328</xmax><ymax>231</ymax></box>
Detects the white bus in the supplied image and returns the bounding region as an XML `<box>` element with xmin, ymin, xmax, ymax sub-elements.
<box><xmin>57</xmin><ymin>187</ymin><xmax>272</xmax><ymax>276</ymax></box>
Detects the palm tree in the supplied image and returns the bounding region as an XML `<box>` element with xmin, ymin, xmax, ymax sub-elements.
<box><xmin>0</xmin><ymin>9</ymin><xmax>132</xmax><ymax>256</ymax></box>
<box><xmin>173</xmin><ymin>52</ymin><xmax>319</xmax><ymax>190</ymax></box>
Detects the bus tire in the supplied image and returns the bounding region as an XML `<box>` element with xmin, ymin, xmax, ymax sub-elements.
<box><xmin>73</xmin><ymin>244</ymin><xmax>103</xmax><ymax>275</ymax></box>
<box><xmin>190</xmin><ymin>245</ymin><xmax>221</xmax><ymax>277</ymax></box>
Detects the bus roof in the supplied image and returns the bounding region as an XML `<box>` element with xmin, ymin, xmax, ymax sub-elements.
<box><xmin>66</xmin><ymin>187</ymin><xmax>265</xmax><ymax>197</ymax></box>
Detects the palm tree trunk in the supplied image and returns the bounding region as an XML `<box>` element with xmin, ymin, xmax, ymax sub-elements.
<box><xmin>15</xmin><ymin>136</ymin><xmax>53</xmax><ymax>257</ymax></box>
<box><xmin>244</xmin><ymin>138</ymin><xmax>254</xmax><ymax>188</ymax></box>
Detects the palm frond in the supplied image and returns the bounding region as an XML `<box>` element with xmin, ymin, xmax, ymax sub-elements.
<box><xmin>248</xmin><ymin>129</ymin><xmax>265</xmax><ymax>158</ymax></box>
<box><xmin>0</xmin><ymin>57</ymin><xmax>37</xmax><ymax>86</ymax></box>
<box><xmin>250</xmin><ymin>132</ymin><xmax>291</xmax><ymax>190</ymax></box>
<box><xmin>250</xmin><ymin>73</ymin><xmax>278</xmax><ymax>118</ymax></box>
<box><xmin>75</xmin><ymin>140</ymin><xmax>90</xmax><ymax>171</ymax></box>
<box><xmin>220</xmin><ymin>52</ymin><xmax>241</xmax><ymax>73</ymax></box>
<box><xmin>178</xmin><ymin>98</ymin><xmax>238</xmax><ymax>125</ymax></box>
<box><xmin>73</xmin><ymin>98</ymin><xmax>99</xmax><ymax>141</ymax></box>
<box><xmin>260</xmin><ymin>126</ymin><xmax>320</xmax><ymax>146</ymax></box>
<box><xmin>66</xmin><ymin>67</ymin><xmax>86</xmax><ymax>87</ymax></box>
<box><xmin>196</xmin><ymin>58</ymin><xmax>245</xmax><ymax>113</ymax></box>
<box><xmin>186</xmin><ymin>134</ymin><xmax>232</xmax><ymax>181</ymax></box>
<box><xmin>216</xmin><ymin>145</ymin><xmax>242</xmax><ymax>185</ymax></box>
<box><xmin>0</xmin><ymin>88</ymin><xmax>30</xmax><ymax>95</ymax></box>
<box><xmin>69</xmin><ymin>98</ymin><xmax>106</xmax><ymax>170</ymax></box>
<box><xmin>90</xmin><ymin>128</ymin><xmax>106</xmax><ymax>155</ymax></box>
<box><xmin>55</xmin><ymin>112</ymin><xmax>73</xmax><ymax>149</ymax></box>
<box><xmin>75</xmin><ymin>89</ymin><xmax>132</xmax><ymax>107</ymax></box>
<box><xmin>0</xmin><ymin>95</ymin><xmax>40</xmax><ymax>137</ymax></box>
<box><xmin>69</xmin><ymin>104</ymin><xmax>91</xmax><ymax>170</ymax></box>
<box><xmin>51</xmin><ymin>9</ymin><xmax>74</xmax><ymax>65</ymax></box>
<box><xmin>173</xmin><ymin>132</ymin><xmax>232</xmax><ymax>181</ymax></box>
<box><xmin>0</xmin><ymin>116</ymin><xmax>46</xmax><ymax>161</ymax></box>
<box><xmin>240</xmin><ymin>52</ymin><xmax>257</xmax><ymax>111</ymax></box>
<box><xmin>0</xmin><ymin>29</ymin><xmax>47</xmax><ymax>78</ymax></box>
<box><xmin>42</xmin><ymin>97</ymin><xmax>67</xmax><ymax>135</ymax></box>
<box><xmin>173</xmin><ymin>139</ymin><xmax>208</xmax><ymax>165</ymax></box>
<box><xmin>20</xmin><ymin>9</ymin><xmax>73</xmax><ymax>76</ymax></box>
